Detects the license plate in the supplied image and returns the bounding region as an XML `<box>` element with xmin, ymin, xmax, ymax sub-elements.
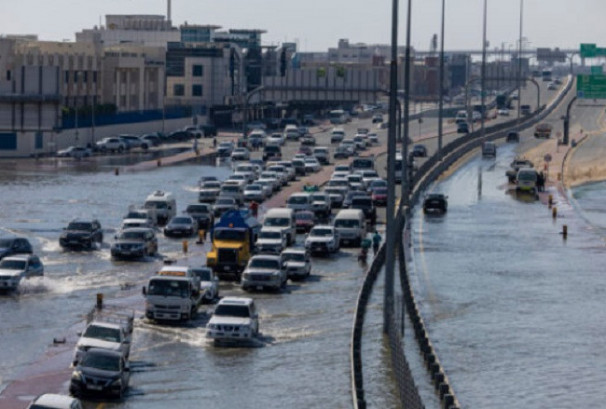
<box><xmin>87</xmin><ymin>385</ymin><xmax>102</xmax><ymax>391</ymax></box>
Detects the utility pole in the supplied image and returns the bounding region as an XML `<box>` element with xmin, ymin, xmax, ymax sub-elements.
<box><xmin>480</xmin><ymin>0</ymin><xmax>487</xmax><ymax>138</ymax></box>
<box><xmin>517</xmin><ymin>0</ymin><xmax>524</xmax><ymax>123</ymax></box>
<box><xmin>437</xmin><ymin>0</ymin><xmax>445</xmax><ymax>160</ymax></box>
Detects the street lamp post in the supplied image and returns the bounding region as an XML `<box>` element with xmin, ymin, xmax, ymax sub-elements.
<box><xmin>517</xmin><ymin>0</ymin><xmax>524</xmax><ymax>123</ymax></box>
<box><xmin>437</xmin><ymin>0</ymin><xmax>445</xmax><ymax>160</ymax></box>
<box><xmin>480</xmin><ymin>0</ymin><xmax>487</xmax><ymax>138</ymax></box>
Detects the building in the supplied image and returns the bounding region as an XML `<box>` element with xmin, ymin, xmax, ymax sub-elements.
<box><xmin>76</xmin><ymin>15</ymin><xmax>180</xmax><ymax>47</ymax></box>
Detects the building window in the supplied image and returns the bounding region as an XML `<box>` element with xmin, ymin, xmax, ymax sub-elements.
<box><xmin>193</xmin><ymin>65</ymin><xmax>204</xmax><ymax>77</ymax></box>
<box><xmin>0</xmin><ymin>133</ymin><xmax>17</xmax><ymax>150</ymax></box>
<box><xmin>65</xmin><ymin>71</ymin><xmax>69</xmax><ymax>83</ymax></box>
<box><xmin>93</xmin><ymin>72</ymin><xmax>97</xmax><ymax>83</ymax></box>
<box><xmin>6</xmin><ymin>70</ymin><xmax>11</xmax><ymax>81</ymax></box>
<box><xmin>83</xmin><ymin>71</ymin><xmax>88</xmax><ymax>82</ymax></box>
<box><xmin>173</xmin><ymin>84</ymin><xmax>185</xmax><ymax>96</ymax></box>
<box><xmin>192</xmin><ymin>84</ymin><xmax>203</xmax><ymax>96</ymax></box>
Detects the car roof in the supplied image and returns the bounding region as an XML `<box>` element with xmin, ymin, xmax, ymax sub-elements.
<box><xmin>219</xmin><ymin>296</ymin><xmax>253</xmax><ymax>306</ymax></box>
<box><xmin>86</xmin><ymin>321</ymin><xmax>122</xmax><ymax>330</ymax></box>
<box><xmin>121</xmin><ymin>227</ymin><xmax>154</xmax><ymax>233</ymax></box>
<box><xmin>1</xmin><ymin>255</ymin><xmax>34</xmax><ymax>262</ymax></box>
<box><xmin>31</xmin><ymin>393</ymin><xmax>79</xmax><ymax>408</ymax></box>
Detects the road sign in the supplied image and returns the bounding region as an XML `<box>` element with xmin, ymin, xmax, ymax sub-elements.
<box><xmin>580</xmin><ymin>43</ymin><xmax>606</xmax><ymax>58</ymax></box>
<box><xmin>577</xmin><ymin>74</ymin><xmax>606</xmax><ymax>99</ymax></box>
<box><xmin>592</xmin><ymin>66</ymin><xmax>604</xmax><ymax>75</ymax></box>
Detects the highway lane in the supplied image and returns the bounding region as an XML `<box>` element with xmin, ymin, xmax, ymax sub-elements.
<box><xmin>406</xmin><ymin>82</ymin><xmax>606</xmax><ymax>408</ymax></box>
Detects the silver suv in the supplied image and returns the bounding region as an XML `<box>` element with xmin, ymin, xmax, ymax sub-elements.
<box><xmin>95</xmin><ymin>137</ymin><xmax>127</xmax><ymax>153</ymax></box>
<box><xmin>206</xmin><ymin>297</ymin><xmax>259</xmax><ymax>344</ymax></box>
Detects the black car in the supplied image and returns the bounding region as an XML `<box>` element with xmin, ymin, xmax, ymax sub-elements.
<box><xmin>423</xmin><ymin>193</ymin><xmax>448</xmax><ymax>214</ymax></box>
<box><xmin>0</xmin><ymin>237</ymin><xmax>33</xmax><ymax>260</ymax></box>
<box><xmin>263</xmin><ymin>145</ymin><xmax>282</xmax><ymax>161</ymax></box>
<box><xmin>167</xmin><ymin>130</ymin><xmax>192</xmax><ymax>142</ymax></box>
<box><xmin>164</xmin><ymin>216</ymin><xmax>198</xmax><ymax>238</ymax></box>
<box><xmin>59</xmin><ymin>219</ymin><xmax>103</xmax><ymax>250</ymax></box>
<box><xmin>350</xmin><ymin>196</ymin><xmax>377</xmax><ymax>224</ymax></box>
<box><xmin>506</xmin><ymin>131</ymin><xmax>520</xmax><ymax>143</ymax></box>
<box><xmin>457</xmin><ymin>122</ymin><xmax>470</xmax><ymax>134</ymax></box>
<box><xmin>69</xmin><ymin>348</ymin><xmax>130</xmax><ymax>399</ymax></box>
<box><xmin>411</xmin><ymin>144</ymin><xmax>428</xmax><ymax>158</ymax></box>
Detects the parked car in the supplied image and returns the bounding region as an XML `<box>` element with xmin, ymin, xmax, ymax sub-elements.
<box><xmin>0</xmin><ymin>237</ymin><xmax>33</xmax><ymax>260</ymax></box>
<box><xmin>69</xmin><ymin>348</ymin><xmax>130</xmax><ymax>399</ymax></box>
<box><xmin>119</xmin><ymin>134</ymin><xmax>148</xmax><ymax>149</ymax></box>
<box><xmin>281</xmin><ymin>248</ymin><xmax>311</xmax><ymax>281</ymax></box>
<box><xmin>305</xmin><ymin>225</ymin><xmax>340</xmax><ymax>254</ymax></box>
<box><xmin>59</xmin><ymin>219</ymin><xmax>103</xmax><ymax>250</ymax></box>
<box><xmin>111</xmin><ymin>228</ymin><xmax>157</xmax><ymax>259</ymax></box>
<box><xmin>191</xmin><ymin>266</ymin><xmax>219</xmax><ymax>303</ymax></box>
<box><xmin>423</xmin><ymin>193</ymin><xmax>448</xmax><ymax>214</ymax></box>
<box><xmin>27</xmin><ymin>394</ymin><xmax>83</xmax><ymax>409</ymax></box>
<box><xmin>241</xmin><ymin>254</ymin><xmax>287</xmax><ymax>291</ymax></box>
<box><xmin>0</xmin><ymin>254</ymin><xmax>44</xmax><ymax>291</ymax></box>
<box><xmin>56</xmin><ymin>146</ymin><xmax>92</xmax><ymax>158</ymax></box>
<box><xmin>140</xmin><ymin>133</ymin><xmax>162</xmax><ymax>146</ymax></box>
<box><xmin>206</xmin><ymin>297</ymin><xmax>259</xmax><ymax>343</ymax></box>
<box><xmin>95</xmin><ymin>137</ymin><xmax>127</xmax><ymax>153</ymax></box>
<box><xmin>164</xmin><ymin>215</ymin><xmax>198</xmax><ymax>238</ymax></box>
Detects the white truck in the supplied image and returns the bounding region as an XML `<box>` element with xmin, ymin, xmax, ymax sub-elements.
<box><xmin>144</xmin><ymin>190</ymin><xmax>177</xmax><ymax>225</ymax></box>
<box><xmin>143</xmin><ymin>275</ymin><xmax>202</xmax><ymax>322</ymax></box>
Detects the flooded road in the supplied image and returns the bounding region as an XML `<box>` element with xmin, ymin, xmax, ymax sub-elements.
<box><xmin>0</xmin><ymin>121</ymin><xmax>400</xmax><ymax>408</ymax></box>
<box><xmin>409</xmin><ymin>141</ymin><xmax>606</xmax><ymax>409</ymax></box>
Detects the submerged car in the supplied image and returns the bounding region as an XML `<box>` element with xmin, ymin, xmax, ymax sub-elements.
<box><xmin>164</xmin><ymin>215</ymin><xmax>198</xmax><ymax>238</ymax></box>
<box><xmin>59</xmin><ymin>219</ymin><xmax>103</xmax><ymax>250</ymax></box>
<box><xmin>0</xmin><ymin>255</ymin><xmax>44</xmax><ymax>291</ymax></box>
<box><xmin>281</xmin><ymin>248</ymin><xmax>311</xmax><ymax>280</ymax></box>
<box><xmin>206</xmin><ymin>297</ymin><xmax>259</xmax><ymax>343</ymax></box>
<box><xmin>69</xmin><ymin>348</ymin><xmax>130</xmax><ymax>399</ymax></box>
<box><xmin>191</xmin><ymin>266</ymin><xmax>219</xmax><ymax>303</ymax></box>
<box><xmin>111</xmin><ymin>228</ymin><xmax>157</xmax><ymax>259</ymax></box>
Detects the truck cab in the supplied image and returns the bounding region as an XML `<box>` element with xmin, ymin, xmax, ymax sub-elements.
<box><xmin>144</xmin><ymin>190</ymin><xmax>176</xmax><ymax>225</ymax></box>
<box><xmin>143</xmin><ymin>275</ymin><xmax>202</xmax><ymax>321</ymax></box>
<box><xmin>206</xmin><ymin>210</ymin><xmax>261</xmax><ymax>280</ymax></box>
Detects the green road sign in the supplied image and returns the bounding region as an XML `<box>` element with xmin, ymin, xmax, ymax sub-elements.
<box><xmin>592</xmin><ymin>66</ymin><xmax>604</xmax><ymax>75</ymax></box>
<box><xmin>581</xmin><ymin>43</ymin><xmax>606</xmax><ymax>58</ymax></box>
<box><xmin>577</xmin><ymin>74</ymin><xmax>606</xmax><ymax>99</ymax></box>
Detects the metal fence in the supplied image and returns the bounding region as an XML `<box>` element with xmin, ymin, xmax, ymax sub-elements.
<box><xmin>351</xmin><ymin>75</ymin><xmax>574</xmax><ymax>409</ymax></box>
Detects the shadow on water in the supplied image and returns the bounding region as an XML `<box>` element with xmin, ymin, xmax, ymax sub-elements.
<box><xmin>506</xmin><ymin>188</ymin><xmax>539</xmax><ymax>203</ymax></box>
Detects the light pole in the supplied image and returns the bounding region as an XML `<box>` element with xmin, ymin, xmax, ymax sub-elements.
<box><xmin>384</xmin><ymin>0</ymin><xmax>400</xmax><ymax>333</ymax></box>
<box><xmin>437</xmin><ymin>0</ymin><xmax>445</xmax><ymax>160</ymax></box>
<box><xmin>517</xmin><ymin>0</ymin><xmax>524</xmax><ymax>123</ymax></box>
<box><xmin>74</xmin><ymin>71</ymin><xmax>79</xmax><ymax>147</ymax></box>
<box><xmin>480</xmin><ymin>0</ymin><xmax>487</xmax><ymax>138</ymax></box>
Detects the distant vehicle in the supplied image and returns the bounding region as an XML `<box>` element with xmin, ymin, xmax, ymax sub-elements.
<box><xmin>541</xmin><ymin>69</ymin><xmax>553</xmax><ymax>82</ymax></box>
<box><xmin>372</xmin><ymin>114</ymin><xmax>384</xmax><ymax>123</ymax></box>
<box><xmin>305</xmin><ymin>225</ymin><xmax>340</xmax><ymax>254</ymax></box>
<box><xmin>517</xmin><ymin>168</ymin><xmax>538</xmax><ymax>192</ymax></box>
<box><xmin>111</xmin><ymin>228</ymin><xmax>157</xmax><ymax>259</ymax></box>
<box><xmin>69</xmin><ymin>348</ymin><xmax>130</xmax><ymax>399</ymax></box>
<box><xmin>141</xmin><ymin>133</ymin><xmax>162</xmax><ymax>146</ymax></box>
<box><xmin>330</xmin><ymin>128</ymin><xmax>346</xmax><ymax>143</ymax></box>
<box><xmin>534</xmin><ymin>123</ymin><xmax>553</xmax><ymax>138</ymax></box>
<box><xmin>282</xmin><ymin>248</ymin><xmax>311</xmax><ymax>281</ymax></box>
<box><xmin>506</xmin><ymin>131</ymin><xmax>520</xmax><ymax>143</ymax></box>
<box><xmin>423</xmin><ymin>193</ymin><xmax>448</xmax><ymax>214</ymax></box>
<box><xmin>59</xmin><ymin>219</ymin><xmax>103</xmax><ymax>250</ymax></box>
<box><xmin>0</xmin><ymin>254</ymin><xmax>44</xmax><ymax>291</ymax></box>
<box><xmin>119</xmin><ymin>134</ymin><xmax>148</xmax><ymax>149</ymax></box>
<box><xmin>73</xmin><ymin>321</ymin><xmax>132</xmax><ymax>366</ymax></box>
<box><xmin>371</xmin><ymin>187</ymin><xmax>388</xmax><ymax>206</ymax></box>
<box><xmin>212</xmin><ymin>196</ymin><xmax>238</xmax><ymax>218</ymax></box>
<box><xmin>411</xmin><ymin>144</ymin><xmax>428</xmax><ymax>158</ymax></box>
<box><xmin>301</xmin><ymin>134</ymin><xmax>316</xmax><ymax>146</ymax></box>
<box><xmin>547</xmin><ymin>82</ymin><xmax>558</xmax><ymax>91</ymax></box>
<box><xmin>329</xmin><ymin>109</ymin><xmax>350</xmax><ymax>124</ymax></box>
<box><xmin>0</xmin><ymin>237</ymin><xmax>33</xmax><ymax>260</ymax></box>
<box><xmin>457</xmin><ymin>122</ymin><xmax>470</xmax><ymax>134</ymax></box>
<box><xmin>231</xmin><ymin>147</ymin><xmax>250</xmax><ymax>161</ymax></box>
<box><xmin>164</xmin><ymin>215</ymin><xmax>198</xmax><ymax>238</ymax></box>
<box><xmin>482</xmin><ymin>141</ymin><xmax>497</xmax><ymax>158</ymax></box>
<box><xmin>206</xmin><ymin>297</ymin><xmax>259</xmax><ymax>344</ymax></box>
<box><xmin>295</xmin><ymin>210</ymin><xmax>317</xmax><ymax>233</ymax></box>
<box><xmin>216</xmin><ymin>142</ymin><xmax>234</xmax><ymax>157</ymax></box>
<box><xmin>27</xmin><ymin>393</ymin><xmax>83</xmax><ymax>409</ymax></box>
<box><xmin>191</xmin><ymin>267</ymin><xmax>219</xmax><ymax>303</ymax></box>
<box><xmin>185</xmin><ymin>203</ymin><xmax>214</xmax><ymax>230</ymax></box>
<box><xmin>241</xmin><ymin>254</ymin><xmax>287</xmax><ymax>291</ymax></box>
<box><xmin>56</xmin><ymin>146</ymin><xmax>91</xmax><ymax>158</ymax></box>
<box><xmin>143</xmin><ymin>274</ymin><xmax>202</xmax><ymax>321</ymax></box>
<box><xmin>95</xmin><ymin>137</ymin><xmax>126</xmax><ymax>153</ymax></box>
<box><xmin>144</xmin><ymin>190</ymin><xmax>177</xmax><ymax>225</ymax></box>
<box><xmin>506</xmin><ymin>158</ymin><xmax>534</xmax><ymax>183</ymax></box>
<box><xmin>497</xmin><ymin>108</ymin><xmax>510</xmax><ymax>116</ymax></box>
<box><xmin>263</xmin><ymin>145</ymin><xmax>282</xmax><ymax>161</ymax></box>
<box><xmin>256</xmin><ymin>227</ymin><xmax>288</xmax><ymax>255</ymax></box>
<box><xmin>520</xmin><ymin>104</ymin><xmax>532</xmax><ymax>115</ymax></box>
<box><xmin>200</xmin><ymin>124</ymin><xmax>218</xmax><ymax>137</ymax></box>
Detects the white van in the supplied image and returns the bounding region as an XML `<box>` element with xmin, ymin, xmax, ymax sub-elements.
<box><xmin>144</xmin><ymin>191</ymin><xmax>177</xmax><ymax>225</ymax></box>
<box><xmin>333</xmin><ymin>209</ymin><xmax>366</xmax><ymax>246</ymax></box>
<box><xmin>263</xmin><ymin>208</ymin><xmax>296</xmax><ymax>245</ymax></box>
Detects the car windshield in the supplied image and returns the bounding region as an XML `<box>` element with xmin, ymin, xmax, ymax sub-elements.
<box><xmin>83</xmin><ymin>325</ymin><xmax>121</xmax><ymax>342</ymax></box>
<box><xmin>335</xmin><ymin>219</ymin><xmax>360</xmax><ymax>228</ymax></box>
<box><xmin>148</xmin><ymin>279</ymin><xmax>190</xmax><ymax>298</ymax></box>
<box><xmin>67</xmin><ymin>222</ymin><xmax>92</xmax><ymax>230</ymax></box>
<box><xmin>213</xmin><ymin>228</ymin><xmax>246</xmax><ymax>241</ymax></box>
<box><xmin>171</xmin><ymin>217</ymin><xmax>191</xmax><ymax>224</ymax></box>
<box><xmin>81</xmin><ymin>353</ymin><xmax>120</xmax><ymax>372</ymax></box>
<box><xmin>311</xmin><ymin>228</ymin><xmax>333</xmax><ymax>237</ymax></box>
<box><xmin>283</xmin><ymin>252</ymin><xmax>306</xmax><ymax>262</ymax></box>
<box><xmin>0</xmin><ymin>259</ymin><xmax>26</xmax><ymax>270</ymax></box>
<box><xmin>125</xmin><ymin>211</ymin><xmax>146</xmax><ymax>219</ymax></box>
<box><xmin>119</xmin><ymin>231</ymin><xmax>146</xmax><ymax>240</ymax></box>
<box><xmin>249</xmin><ymin>258</ymin><xmax>280</xmax><ymax>269</ymax></box>
<box><xmin>259</xmin><ymin>231</ymin><xmax>281</xmax><ymax>239</ymax></box>
<box><xmin>216</xmin><ymin>198</ymin><xmax>235</xmax><ymax>205</ymax></box>
<box><xmin>222</xmin><ymin>186</ymin><xmax>239</xmax><ymax>193</ymax></box>
<box><xmin>193</xmin><ymin>269</ymin><xmax>212</xmax><ymax>281</ymax></box>
<box><xmin>187</xmin><ymin>205</ymin><xmax>209</xmax><ymax>213</ymax></box>
<box><xmin>311</xmin><ymin>194</ymin><xmax>326</xmax><ymax>202</ymax></box>
<box><xmin>289</xmin><ymin>196</ymin><xmax>309</xmax><ymax>204</ymax></box>
<box><xmin>374</xmin><ymin>188</ymin><xmax>388</xmax><ymax>194</ymax></box>
<box><xmin>146</xmin><ymin>200</ymin><xmax>167</xmax><ymax>210</ymax></box>
<box><xmin>214</xmin><ymin>304</ymin><xmax>250</xmax><ymax>318</ymax></box>
<box><xmin>264</xmin><ymin>217</ymin><xmax>289</xmax><ymax>227</ymax></box>
<box><xmin>203</xmin><ymin>182</ymin><xmax>221</xmax><ymax>189</ymax></box>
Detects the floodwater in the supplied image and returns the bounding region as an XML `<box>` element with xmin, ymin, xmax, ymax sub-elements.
<box><xmin>409</xmin><ymin>142</ymin><xmax>606</xmax><ymax>408</ymax></box>
<box><xmin>0</xmin><ymin>139</ymin><xmax>398</xmax><ymax>408</ymax></box>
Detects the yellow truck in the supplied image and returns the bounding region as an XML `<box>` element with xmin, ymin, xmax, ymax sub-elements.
<box><xmin>206</xmin><ymin>210</ymin><xmax>260</xmax><ymax>280</ymax></box>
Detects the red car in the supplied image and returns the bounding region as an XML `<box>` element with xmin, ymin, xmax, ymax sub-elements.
<box><xmin>295</xmin><ymin>211</ymin><xmax>316</xmax><ymax>233</ymax></box>
<box><xmin>371</xmin><ymin>187</ymin><xmax>388</xmax><ymax>207</ymax></box>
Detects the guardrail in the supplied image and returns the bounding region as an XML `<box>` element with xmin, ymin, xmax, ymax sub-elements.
<box><xmin>351</xmin><ymin>75</ymin><xmax>573</xmax><ymax>409</ymax></box>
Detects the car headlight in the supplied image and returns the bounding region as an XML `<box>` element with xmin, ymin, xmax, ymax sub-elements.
<box><xmin>71</xmin><ymin>370</ymin><xmax>82</xmax><ymax>381</ymax></box>
<box><xmin>111</xmin><ymin>378</ymin><xmax>122</xmax><ymax>386</ymax></box>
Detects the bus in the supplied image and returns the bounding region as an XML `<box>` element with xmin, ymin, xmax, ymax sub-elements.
<box><xmin>328</xmin><ymin>109</ymin><xmax>350</xmax><ymax>125</ymax></box>
<box><xmin>541</xmin><ymin>69</ymin><xmax>552</xmax><ymax>82</ymax></box>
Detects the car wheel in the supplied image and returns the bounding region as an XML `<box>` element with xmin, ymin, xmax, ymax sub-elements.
<box><xmin>118</xmin><ymin>146</ymin><xmax>124</xmax><ymax>153</ymax></box>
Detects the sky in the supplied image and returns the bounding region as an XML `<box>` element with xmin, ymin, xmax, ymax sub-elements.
<box><xmin>2</xmin><ymin>0</ymin><xmax>605</xmax><ymax>52</ymax></box>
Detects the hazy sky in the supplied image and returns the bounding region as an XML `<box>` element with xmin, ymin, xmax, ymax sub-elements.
<box><xmin>2</xmin><ymin>0</ymin><xmax>604</xmax><ymax>52</ymax></box>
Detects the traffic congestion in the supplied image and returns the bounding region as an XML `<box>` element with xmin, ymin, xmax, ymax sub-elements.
<box><xmin>0</xmin><ymin>112</ymin><xmax>397</xmax><ymax>408</ymax></box>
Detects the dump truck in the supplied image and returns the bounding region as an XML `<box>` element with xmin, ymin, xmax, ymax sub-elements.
<box><xmin>206</xmin><ymin>210</ymin><xmax>261</xmax><ymax>280</ymax></box>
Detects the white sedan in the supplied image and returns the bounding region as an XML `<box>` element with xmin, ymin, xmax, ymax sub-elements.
<box><xmin>497</xmin><ymin>108</ymin><xmax>510</xmax><ymax>116</ymax></box>
<box><xmin>304</xmin><ymin>157</ymin><xmax>322</xmax><ymax>173</ymax></box>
